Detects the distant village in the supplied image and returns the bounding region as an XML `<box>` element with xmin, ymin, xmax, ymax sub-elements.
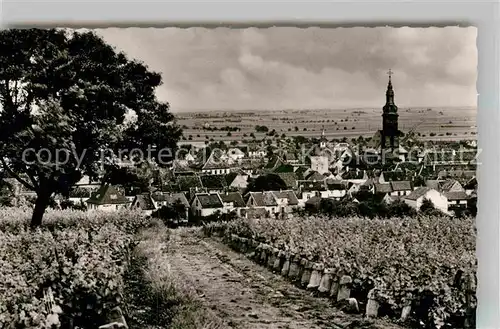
<box><xmin>0</xmin><ymin>74</ymin><xmax>478</xmax><ymax>220</ymax></box>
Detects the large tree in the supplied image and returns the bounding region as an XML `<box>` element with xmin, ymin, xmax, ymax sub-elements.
<box><xmin>0</xmin><ymin>29</ymin><xmax>181</xmax><ymax>227</ymax></box>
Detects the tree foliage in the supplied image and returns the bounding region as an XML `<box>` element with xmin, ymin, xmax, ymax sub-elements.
<box><xmin>0</xmin><ymin>29</ymin><xmax>181</xmax><ymax>226</ymax></box>
<box><xmin>246</xmin><ymin>174</ymin><xmax>287</xmax><ymax>193</ymax></box>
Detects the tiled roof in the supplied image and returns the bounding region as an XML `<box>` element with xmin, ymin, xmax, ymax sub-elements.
<box><xmin>305</xmin><ymin>171</ymin><xmax>326</xmax><ymax>182</ymax></box>
<box><xmin>272</xmin><ymin>190</ymin><xmax>299</xmax><ymax>206</ymax></box>
<box><xmin>132</xmin><ymin>193</ymin><xmax>156</xmax><ymax>210</ymax></box>
<box><xmin>374</xmin><ymin>183</ymin><xmax>392</xmax><ymax>194</ymax></box>
<box><xmin>239</xmin><ymin>159</ymin><xmax>262</xmax><ymax>169</ymax></box>
<box><xmin>464</xmin><ymin>177</ymin><xmax>477</xmax><ymax>190</ymax></box>
<box><xmin>381</xmin><ymin>171</ymin><xmax>407</xmax><ymax>182</ymax></box>
<box><xmin>325</xmin><ymin>179</ymin><xmax>348</xmax><ymax>190</ymax></box>
<box><xmin>196</xmin><ymin>193</ymin><xmax>223</xmax><ymax>209</ymax></box>
<box><xmin>249</xmin><ymin>192</ymin><xmax>278</xmax><ymax>207</ymax></box>
<box><xmin>390</xmin><ymin>181</ymin><xmax>412</xmax><ymax>191</ymax></box>
<box><xmin>294</xmin><ymin>166</ymin><xmax>309</xmax><ymax>179</ymax></box>
<box><xmin>405</xmin><ymin>187</ymin><xmax>432</xmax><ymax>201</ymax></box>
<box><xmin>219</xmin><ymin>192</ymin><xmax>246</xmax><ymax>207</ymax></box>
<box><xmin>305</xmin><ymin>196</ymin><xmax>322</xmax><ymax>206</ymax></box>
<box><xmin>225</xmin><ymin>172</ymin><xmax>238</xmax><ymax>185</ymax></box>
<box><xmin>265</xmin><ymin>156</ymin><xmax>284</xmax><ymax>170</ymax></box>
<box><xmin>177</xmin><ymin>175</ymin><xmax>203</xmax><ymax>191</ymax></box>
<box><xmin>172</xmin><ymin>160</ymin><xmax>195</xmax><ymax>173</ymax></box>
<box><xmin>425</xmin><ymin>180</ymin><xmax>444</xmax><ymax>190</ymax></box>
<box><xmin>282</xmin><ymin>152</ymin><xmax>297</xmax><ymax>161</ymax></box>
<box><xmin>202</xmin><ymin>161</ymin><xmax>231</xmax><ymax>170</ymax></box>
<box><xmin>200</xmin><ymin>175</ymin><xmax>228</xmax><ymax>190</ymax></box>
<box><xmin>440</xmin><ymin>180</ymin><xmax>462</xmax><ymax>192</ymax></box>
<box><xmin>86</xmin><ymin>185</ymin><xmax>130</xmax><ymax>205</ymax></box>
<box><xmin>275</xmin><ymin>172</ymin><xmax>298</xmax><ymax>188</ymax></box>
<box><xmin>444</xmin><ymin>191</ymin><xmax>469</xmax><ymax>201</ymax></box>
<box><xmin>202</xmin><ymin>150</ymin><xmax>231</xmax><ymax>170</ymax></box>
<box><xmin>155</xmin><ymin>192</ymin><xmax>190</xmax><ymax>208</ymax></box>
<box><xmin>423</xmin><ymin>150</ymin><xmax>477</xmax><ymax>164</ymax></box>
<box><xmin>273</xmin><ymin>164</ymin><xmax>295</xmax><ymax>173</ymax></box>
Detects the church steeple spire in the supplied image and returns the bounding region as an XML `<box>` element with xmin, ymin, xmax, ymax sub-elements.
<box><xmin>381</xmin><ymin>69</ymin><xmax>399</xmax><ymax>150</ymax></box>
<box><xmin>320</xmin><ymin>125</ymin><xmax>327</xmax><ymax>148</ymax></box>
<box><xmin>385</xmin><ymin>69</ymin><xmax>395</xmax><ymax>106</ymax></box>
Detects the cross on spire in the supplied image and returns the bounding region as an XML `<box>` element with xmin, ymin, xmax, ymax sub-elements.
<box><xmin>387</xmin><ymin>69</ymin><xmax>393</xmax><ymax>81</ymax></box>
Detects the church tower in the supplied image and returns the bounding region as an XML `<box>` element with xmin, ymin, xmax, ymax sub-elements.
<box><xmin>381</xmin><ymin>69</ymin><xmax>399</xmax><ymax>150</ymax></box>
<box><xmin>320</xmin><ymin>126</ymin><xmax>327</xmax><ymax>148</ymax></box>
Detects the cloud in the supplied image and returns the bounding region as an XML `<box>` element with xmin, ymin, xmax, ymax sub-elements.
<box><xmin>95</xmin><ymin>27</ymin><xmax>477</xmax><ymax>112</ymax></box>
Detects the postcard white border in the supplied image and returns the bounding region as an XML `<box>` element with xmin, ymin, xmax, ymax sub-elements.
<box><xmin>1</xmin><ymin>1</ymin><xmax>499</xmax><ymax>328</ymax></box>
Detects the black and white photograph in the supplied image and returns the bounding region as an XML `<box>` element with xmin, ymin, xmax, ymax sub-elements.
<box><xmin>0</xmin><ymin>26</ymin><xmax>477</xmax><ymax>329</ymax></box>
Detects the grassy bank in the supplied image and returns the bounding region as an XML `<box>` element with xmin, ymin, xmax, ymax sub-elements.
<box><xmin>124</xmin><ymin>221</ymin><xmax>224</xmax><ymax>329</ymax></box>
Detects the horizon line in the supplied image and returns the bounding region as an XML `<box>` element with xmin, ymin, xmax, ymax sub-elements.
<box><xmin>170</xmin><ymin>105</ymin><xmax>478</xmax><ymax>114</ymax></box>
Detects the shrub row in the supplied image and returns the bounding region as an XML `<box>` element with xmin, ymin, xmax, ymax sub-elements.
<box><xmin>203</xmin><ymin>216</ymin><xmax>476</xmax><ymax>329</ymax></box>
<box><xmin>0</xmin><ymin>207</ymin><xmax>149</xmax><ymax>329</ymax></box>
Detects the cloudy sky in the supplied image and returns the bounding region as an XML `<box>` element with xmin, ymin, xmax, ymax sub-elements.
<box><xmin>95</xmin><ymin>27</ymin><xmax>477</xmax><ymax>112</ymax></box>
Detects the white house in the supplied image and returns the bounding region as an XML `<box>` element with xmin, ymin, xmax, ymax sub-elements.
<box><xmin>227</xmin><ymin>148</ymin><xmax>245</xmax><ymax>163</ymax></box>
<box><xmin>248</xmin><ymin>145</ymin><xmax>267</xmax><ymax>158</ymax></box>
<box><xmin>389</xmin><ymin>181</ymin><xmax>413</xmax><ymax>197</ymax></box>
<box><xmin>219</xmin><ymin>191</ymin><xmax>246</xmax><ymax>216</ymax></box>
<box><xmin>444</xmin><ymin>191</ymin><xmax>469</xmax><ymax>211</ymax></box>
<box><xmin>226</xmin><ymin>172</ymin><xmax>249</xmax><ymax>190</ymax></box>
<box><xmin>191</xmin><ymin>193</ymin><xmax>224</xmax><ymax>217</ymax></box>
<box><xmin>310</xmin><ymin>155</ymin><xmax>329</xmax><ymax>175</ymax></box>
<box><xmin>86</xmin><ymin>185</ymin><xmax>131</xmax><ymax>212</ymax></box>
<box><xmin>201</xmin><ymin>150</ymin><xmax>232</xmax><ymax>175</ymax></box>
<box><xmin>464</xmin><ymin>177</ymin><xmax>477</xmax><ymax>196</ymax></box>
<box><xmin>324</xmin><ymin>179</ymin><xmax>349</xmax><ymax>200</ymax></box>
<box><xmin>403</xmin><ymin>187</ymin><xmax>449</xmax><ymax>214</ymax></box>
<box><xmin>75</xmin><ymin>175</ymin><xmax>101</xmax><ymax>190</ymax></box>
<box><xmin>297</xmin><ymin>181</ymin><xmax>326</xmax><ymax>205</ymax></box>
<box><xmin>246</xmin><ymin>191</ymin><xmax>279</xmax><ymax>215</ymax></box>
<box><xmin>397</xmin><ymin>145</ymin><xmax>409</xmax><ymax>162</ymax></box>
<box><xmin>131</xmin><ymin>193</ymin><xmax>157</xmax><ymax>216</ymax></box>
<box><xmin>150</xmin><ymin>192</ymin><xmax>190</xmax><ymax>219</ymax></box>
<box><xmin>271</xmin><ymin>190</ymin><xmax>300</xmax><ymax>214</ymax></box>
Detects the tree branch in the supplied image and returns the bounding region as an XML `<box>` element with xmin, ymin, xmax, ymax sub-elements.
<box><xmin>25</xmin><ymin>168</ymin><xmax>40</xmax><ymax>191</ymax></box>
<box><xmin>0</xmin><ymin>158</ymin><xmax>36</xmax><ymax>192</ymax></box>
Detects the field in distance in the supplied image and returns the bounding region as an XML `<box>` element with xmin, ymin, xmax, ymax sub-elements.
<box><xmin>177</xmin><ymin>107</ymin><xmax>477</xmax><ymax>143</ymax></box>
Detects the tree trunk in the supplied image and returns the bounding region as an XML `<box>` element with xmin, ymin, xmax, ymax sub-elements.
<box><xmin>30</xmin><ymin>191</ymin><xmax>51</xmax><ymax>228</ymax></box>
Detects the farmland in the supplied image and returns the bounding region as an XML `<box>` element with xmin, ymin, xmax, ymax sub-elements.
<box><xmin>176</xmin><ymin>107</ymin><xmax>477</xmax><ymax>143</ymax></box>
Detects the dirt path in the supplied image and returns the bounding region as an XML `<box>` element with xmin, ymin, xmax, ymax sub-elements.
<box><xmin>165</xmin><ymin>228</ymin><xmax>404</xmax><ymax>329</ymax></box>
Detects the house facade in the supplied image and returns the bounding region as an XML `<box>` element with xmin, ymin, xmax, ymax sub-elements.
<box><xmin>86</xmin><ymin>185</ymin><xmax>131</xmax><ymax>212</ymax></box>
<box><xmin>219</xmin><ymin>191</ymin><xmax>246</xmax><ymax>216</ymax></box>
<box><xmin>403</xmin><ymin>187</ymin><xmax>449</xmax><ymax>214</ymax></box>
<box><xmin>191</xmin><ymin>193</ymin><xmax>224</xmax><ymax>217</ymax></box>
<box><xmin>310</xmin><ymin>155</ymin><xmax>329</xmax><ymax>175</ymax></box>
<box><xmin>271</xmin><ymin>190</ymin><xmax>300</xmax><ymax>214</ymax></box>
<box><xmin>246</xmin><ymin>191</ymin><xmax>279</xmax><ymax>216</ymax></box>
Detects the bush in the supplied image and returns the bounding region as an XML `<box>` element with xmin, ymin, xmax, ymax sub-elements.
<box><xmin>0</xmin><ymin>208</ymin><xmax>148</xmax><ymax>328</ymax></box>
<box><xmin>204</xmin><ymin>215</ymin><xmax>476</xmax><ymax>329</ymax></box>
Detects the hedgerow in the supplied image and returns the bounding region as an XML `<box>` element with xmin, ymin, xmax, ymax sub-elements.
<box><xmin>204</xmin><ymin>215</ymin><xmax>476</xmax><ymax>329</ymax></box>
<box><xmin>0</xmin><ymin>207</ymin><xmax>149</xmax><ymax>328</ymax></box>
